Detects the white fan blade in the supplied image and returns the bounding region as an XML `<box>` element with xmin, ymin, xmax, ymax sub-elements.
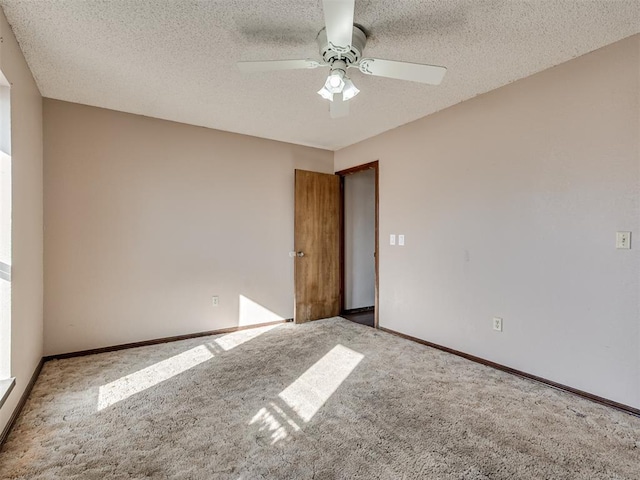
<box><xmin>330</xmin><ymin>93</ymin><xmax>349</xmax><ymax>118</ymax></box>
<box><xmin>358</xmin><ymin>58</ymin><xmax>447</xmax><ymax>85</ymax></box>
<box><xmin>323</xmin><ymin>0</ymin><xmax>355</xmax><ymax>53</ymax></box>
<box><xmin>237</xmin><ymin>59</ymin><xmax>322</xmax><ymax>73</ymax></box>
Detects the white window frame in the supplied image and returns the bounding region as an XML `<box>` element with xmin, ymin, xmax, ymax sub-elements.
<box><xmin>0</xmin><ymin>69</ymin><xmax>14</xmax><ymax>407</ymax></box>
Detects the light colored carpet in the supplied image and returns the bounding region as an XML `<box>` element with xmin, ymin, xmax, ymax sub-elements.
<box><xmin>1</xmin><ymin>317</ymin><xmax>638</xmax><ymax>479</ymax></box>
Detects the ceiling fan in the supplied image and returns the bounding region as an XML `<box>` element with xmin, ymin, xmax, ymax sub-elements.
<box><xmin>237</xmin><ymin>0</ymin><xmax>447</xmax><ymax>118</ymax></box>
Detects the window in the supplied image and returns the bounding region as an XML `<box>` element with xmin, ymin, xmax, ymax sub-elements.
<box><xmin>0</xmin><ymin>71</ymin><xmax>11</xmax><ymax>383</ymax></box>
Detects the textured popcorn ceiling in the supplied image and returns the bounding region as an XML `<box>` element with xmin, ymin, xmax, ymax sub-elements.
<box><xmin>1</xmin><ymin>1</ymin><xmax>638</xmax><ymax>150</ymax></box>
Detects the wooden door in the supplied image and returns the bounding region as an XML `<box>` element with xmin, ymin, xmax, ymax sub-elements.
<box><xmin>294</xmin><ymin>169</ymin><xmax>341</xmax><ymax>323</ymax></box>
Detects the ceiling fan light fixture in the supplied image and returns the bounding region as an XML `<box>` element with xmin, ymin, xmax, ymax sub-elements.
<box><xmin>342</xmin><ymin>77</ymin><xmax>360</xmax><ymax>101</ymax></box>
<box><xmin>329</xmin><ymin>73</ymin><xmax>343</xmax><ymax>89</ymax></box>
<box><xmin>237</xmin><ymin>1</ymin><xmax>448</xmax><ymax>119</ymax></box>
<box><xmin>324</xmin><ymin>68</ymin><xmax>346</xmax><ymax>94</ymax></box>
<box><xmin>317</xmin><ymin>85</ymin><xmax>334</xmax><ymax>102</ymax></box>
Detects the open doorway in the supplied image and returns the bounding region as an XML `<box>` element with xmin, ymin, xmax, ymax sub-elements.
<box><xmin>336</xmin><ymin>162</ymin><xmax>379</xmax><ymax>328</ymax></box>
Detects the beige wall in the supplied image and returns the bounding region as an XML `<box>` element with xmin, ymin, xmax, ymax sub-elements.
<box><xmin>335</xmin><ymin>35</ymin><xmax>640</xmax><ymax>408</ymax></box>
<box><xmin>43</xmin><ymin>100</ymin><xmax>333</xmax><ymax>355</ymax></box>
<box><xmin>0</xmin><ymin>9</ymin><xmax>44</xmax><ymax>432</ymax></box>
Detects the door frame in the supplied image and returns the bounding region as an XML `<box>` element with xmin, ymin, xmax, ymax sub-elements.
<box><xmin>335</xmin><ymin>161</ymin><xmax>379</xmax><ymax>329</ymax></box>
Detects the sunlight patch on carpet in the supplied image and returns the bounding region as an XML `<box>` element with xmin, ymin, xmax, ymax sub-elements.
<box><xmin>211</xmin><ymin>323</ymin><xmax>281</xmax><ymax>351</ymax></box>
<box><xmin>279</xmin><ymin>344</ymin><xmax>363</xmax><ymax>422</ymax></box>
<box><xmin>249</xmin><ymin>344</ymin><xmax>363</xmax><ymax>443</ymax></box>
<box><xmin>250</xmin><ymin>402</ymin><xmax>301</xmax><ymax>444</ymax></box>
<box><xmin>97</xmin><ymin>345</ymin><xmax>213</xmax><ymax>411</ymax></box>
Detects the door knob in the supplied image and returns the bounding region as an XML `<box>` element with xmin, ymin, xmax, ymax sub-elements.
<box><xmin>296</xmin><ymin>251</ymin><xmax>305</xmax><ymax>257</ymax></box>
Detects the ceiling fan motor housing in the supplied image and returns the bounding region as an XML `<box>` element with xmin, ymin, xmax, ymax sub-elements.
<box><xmin>317</xmin><ymin>26</ymin><xmax>367</xmax><ymax>67</ymax></box>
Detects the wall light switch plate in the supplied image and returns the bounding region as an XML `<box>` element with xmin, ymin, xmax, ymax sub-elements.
<box><xmin>616</xmin><ymin>231</ymin><xmax>631</xmax><ymax>249</ymax></box>
<box><xmin>493</xmin><ymin>317</ymin><xmax>503</xmax><ymax>332</ymax></box>
<box><xmin>212</xmin><ymin>296</ymin><xmax>219</xmax><ymax>307</ymax></box>
<box><xmin>390</xmin><ymin>234</ymin><xmax>396</xmax><ymax>246</ymax></box>
<box><xmin>398</xmin><ymin>235</ymin><xmax>405</xmax><ymax>246</ymax></box>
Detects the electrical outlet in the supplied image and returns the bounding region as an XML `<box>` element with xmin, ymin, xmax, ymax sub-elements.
<box><xmin>493</xmin><ymin>317</ymin><xmax>503</xmax><ymax>332</ymax></box>
<box><xmin>212</xmin><ymin>296</ymin><xmax>219</xmax><ymax>307</ymax></box>
<box><xmin>616</xmin><ymin>231</ymin><xmax>631</xmax><ymax>249</ymax></box>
